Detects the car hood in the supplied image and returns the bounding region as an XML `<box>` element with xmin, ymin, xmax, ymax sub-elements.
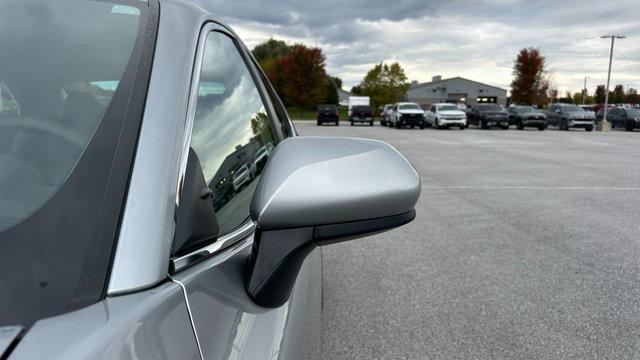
<box><xmin>479</xmin><ymin>111</ymin><xmax>508</xmax><ymax>116</ymax></box>
<box><xmin>567</xmin><ymin>111</ymin><xmax>595</xmax><ymax>119</ymax></box>
<box><xmin>398</xmin><ymin>109</ymin><xmax>425</xmax><ymax>115</ymax></box>
<box><xmin>522</xmin><ymin>112</ymin><xmax>546</xmax><ymax>118</ymax></box>
<box><xmin>438</xmin><ymin>110</ymin><xmax>465</xmax><ymax>116</ymax></box>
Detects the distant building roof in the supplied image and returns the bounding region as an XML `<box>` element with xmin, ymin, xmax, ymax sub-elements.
<box><xmin>410</xmin><ymin>76</ymin><xmax>507</xmax><ymax>92</ymax></box>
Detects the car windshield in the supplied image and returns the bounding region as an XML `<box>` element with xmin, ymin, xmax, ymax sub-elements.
<box><xmin>626</xmin><ymin>108</ymin><xmax>639</xmax><ymax>116</ymax></box>
<box><xmin>560</xmin><ymin>105</ymin><xmax>583</xmax><ymax>112</ymax></box>
<box><xmin>318</xmin><ymin>105</ymin><xmax>336</xmax><ymax>111</ymax></box>
<box><xmin>517</xmin><ymin>106</ymin><xmax>536</xmax><ymax>113</ymax></box>
<box><xmin>438</xmin><ymin>105</ymin><xmax>458</xmax><ymax>111</ymax></box>
<box><xmin>353</xmin><ymin>105</ymin><xmax>372</xmax><ymax>111</ymax></box>
<box><xmin>478</xmin><ymin>104</ymin><xmax>502</xmax><ymax>111</ymax></box>
<box><xmin>399</xmin><ymin>104</ymin><xmax>421</xmax><ymax>110</ymax></box>
<box><xmin>0</xmin><ymin>0</ymin><xmax>151</xmax><ymax>328</ymax></box>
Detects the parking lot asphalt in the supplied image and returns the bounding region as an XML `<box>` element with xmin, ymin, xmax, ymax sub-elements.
<box><xmin>295</xmin><ymin>121</ymin><xmax>640</xmax><ymax>360</ymax></box>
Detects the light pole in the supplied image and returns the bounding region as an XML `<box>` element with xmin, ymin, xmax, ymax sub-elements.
<box><xmin>599</xmin><ymin>35</ymin><xmax>626</xmax><ymax>131</ymax></box>
<box><xmin>582</xmin><ymin>76</ymin><xmax>590</xmax><ymax>105</ymax></box>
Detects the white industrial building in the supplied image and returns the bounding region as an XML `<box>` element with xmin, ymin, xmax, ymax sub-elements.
<box><xmin>405</xmin><ymin>76</ymin><xmax>508</xmax><ymax>107</ymax></box>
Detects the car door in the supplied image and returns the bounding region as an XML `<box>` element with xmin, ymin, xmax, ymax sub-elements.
<box><xmin>507</xmin><ymin>107</ymin><xmax>516</xmax><ymax>124</ymax></box>
<box><xmin>390</xmin><ymin>104</ymin><xmax>397</xmax><ymax>125</ymax></box>
<box><xmin>547</xmin><ymin>105</ymin><xmax>558</xmax><ymax>126</ymax></box>
<box><xmin>169</xmin><ymin>24</ymin><xmax>321</xmax><ymax>360</ymax></box>
<box><xmin>610</xmin><ymin>108</ymin><xmax>621</xmax><ymax>127</ymax></box>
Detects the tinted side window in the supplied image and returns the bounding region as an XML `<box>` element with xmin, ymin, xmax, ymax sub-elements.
<box><xmin>183</xmin><ymin>31</ymin><xmax>276</xmax><ymax>245</ymax></box>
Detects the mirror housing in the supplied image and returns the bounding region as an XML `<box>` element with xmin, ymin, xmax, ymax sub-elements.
<box><xmin>246</xmin><ymin>137</ymin><xmax>420</xmax><ymax>307</ymax></box>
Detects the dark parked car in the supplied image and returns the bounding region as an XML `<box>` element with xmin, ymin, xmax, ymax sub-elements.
<box><xmin>546</xmin><ymin>104</ymin><xmax>595</xmax><ymax>131</ymax></box>
<box><xmin>507</xmin><ymin>105</ymin><xmax>547</xmax><ymax>130</ymax></box>
<box><xmin>316</xmin><ymin>104</ymin><xmax>340</xmax><ymax>126</ymax></box>
<box><xmin>469</xmin><ymin>104</ymin><xmax>510</xmax><ymax>129</ymax></box>
<box><xmin>350</xmin><ymin>105</ymin><xmax>374</xmax><ymax>126</ymax></box>
<box><xmin>0</xmin><ymin>1</ymin><xmax>421</xmax><ymax>358</ymax></box>
<box><xmin>605</xmin><ymin>107</ymin><xmax>640</xmax><ymax>131</ymax></box>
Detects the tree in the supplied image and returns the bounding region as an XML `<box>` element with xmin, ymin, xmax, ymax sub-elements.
<box><xmin>355</xmin><ymin>62</ymin><xmax>410</xmax><ymax>109</ymax></box>
<box><xmin>252</xmin><ymin>38</ymin><xmax>291</xmax><ymax>74</ymax></box>
<box><xmin>627</xmin><ymin>88</ymin><xmax>639</xmax><ymax>104</ymax></box>
<box><xmin>510</xmin><ymin>47</ymin><xmax>549</xmax><ymax>107</ymax></box>
<box><xmin>278</xmin><ymin>44</ymin><xmax>327</xmax><ymax>110</ymax></box>
<box><xmin>548</xmin><ymin>88</ymin><xmax>559</xmax><ymax>104</ymax></box>
<box><xmin>610</xmin><ymin>84</ymin><xmax>625</xmax><ymax>104</ymax></box>
<box><xmin>572</xmin><ymin>92</ymin><xmax>583</xmax><ymax>104</ymax></box>
<box><xmin>594</xmin><ymin>85</ymin><xmax>606</xmax><ymax>103</ymax></box>
<box><xmin>322</xmin><ymin>76</ymin><xmax>339</xmax><ymax>105</ymax></box>
<box><xmin>330</xmin><ymin>76</ymin><xmax>343</xmax><ymax>90</ymax></box>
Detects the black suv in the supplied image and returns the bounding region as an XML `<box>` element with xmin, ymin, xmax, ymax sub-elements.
<box><xmin>507</xmin><ymin>105</ymin><xmax>547</xmax><ymax>130</ymax></box>
<box><xmin>605</xmin><ymin>107</ymin><xmax>640</xmax><ymax>131</ymax></box>
<box><xmin>546</xmin><ymin>104</ymin><xmax>595</xmax><ymax>131</ymax></box>
<box><xmin>469</xmin><ymin>104</ymin><xmax>509</xmax><ymax>129</ymax></box>
<box><xmin>317</xmin><ymin>104</ymin><xmax>340</xmax><ymax>126</ymax></box>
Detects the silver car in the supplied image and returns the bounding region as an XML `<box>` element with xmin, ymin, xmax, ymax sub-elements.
<box><xmin>0</xmin><ymin>0</ymin><xmax>420</xmax><ymax>359</ymax></box>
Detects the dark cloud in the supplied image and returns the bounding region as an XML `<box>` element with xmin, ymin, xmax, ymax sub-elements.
<box><xmin>212</xmin><ymin>0</ymin><xmax>640</xmax><ymax>93</ymax></box>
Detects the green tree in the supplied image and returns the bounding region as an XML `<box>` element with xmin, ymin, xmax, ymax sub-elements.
<box><xmin>322</xmin><ymin>76</ymin><xmax>339</xmax><ymax>105</ymax></box>
<box><xmin>572</xmin><ymin>92</ymin><xmax>583</xmax><ymax>104</ymax></box>
<box><xmin>610</xmin><ymin>84</ymin><xmax>625</xmax><ymax>104</ymax></box>
<box><xmin>627</xmin><ymin>88</ymin><xmax>639</xmax><ymax>104</ymax></box>
<box><xmin>594</xmin><ymin>85</ymin><xmax>606</xmax><ymax>103</ymax></box>
<box><xmin>252</xmin><ymin>38</ymin><xmax>291</xmax><ymax>74</ymax></box>
<box><xmin>355</xmin><ymin>62</ymin><xmax>410</xmax><ymax>109</ymax></box>
<box><xmin>510</xmin><ymin>47</ymin><xmax>549</xmax><ymax>107</ymax></box>
<box><xmin>330</xmin><ymin>76</ymin><xmax>343</xmax><ymax>90</ymax></box>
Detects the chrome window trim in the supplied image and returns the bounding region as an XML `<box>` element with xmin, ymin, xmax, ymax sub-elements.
<box><xmin>171</xmin><ymin>219</ymin><xmax>256</xmax><ymax>272</ymax></box>
<box><xmin>174</xmin><ymin>22</ymin><xmax>227</xmax><ymax>209</ymax></box>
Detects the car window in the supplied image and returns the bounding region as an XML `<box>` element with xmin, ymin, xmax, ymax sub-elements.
<box><xmin>0</xmin><ymin>0</ymin><xmax>153</xmax><ymax>328</ymax></box>
<box><xmin>180</xmin><ymin>31</ymin><xmax>277</xmax><ymax>250</ymax></box>
<box><xmin>0</xmin><ymin>82</ymin><xmax>19</xmax><ymax>116</ymax></box>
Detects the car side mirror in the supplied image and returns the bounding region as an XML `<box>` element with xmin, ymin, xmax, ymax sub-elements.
<box><xmin>246</xmin><ymin>137</ymin><xmax>420</xmax><ymax>307</ymax></box>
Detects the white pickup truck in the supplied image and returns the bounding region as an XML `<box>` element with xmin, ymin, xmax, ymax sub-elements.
<box><xmin>425</xmin><ymin>103</ymin><xmax>467</xmax><ymax>129</ymax></box>
<box><xmin>388</xmin><ymin>102</ymin><xmax>426</xmax><ymax>129</ymax></box>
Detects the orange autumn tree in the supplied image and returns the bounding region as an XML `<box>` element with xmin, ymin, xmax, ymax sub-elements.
<box><xmin>510</xmin><ymin>47</ymin><xmax>549</xmax><ymax>107</ymax></box>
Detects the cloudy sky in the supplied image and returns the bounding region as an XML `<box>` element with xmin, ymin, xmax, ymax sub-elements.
<box><xmin>211</xmin><ymin>0</ymin><xmax>639</xmax><ymax>95</ymax></box>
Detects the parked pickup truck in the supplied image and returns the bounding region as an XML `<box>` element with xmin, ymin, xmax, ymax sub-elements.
<box><xmin>390</xmin><ymin>102</ymin><xmax>427</xmax><ymax>129</ymax></box>
<box><xmin>507</xmin><ymin>105</ymin><xmax>547</xmax><ymax>130</ymax></box>
<box><xmin>469</xmin><ymin>104</ymin><xmax>509</xmax><ymax>129</ymax></box>
<box><xmin>546</xmin><ymin>103</ymin><xmax>595</xmax><ymax>131</ymax></box>
<box><xmin>425</xmin><ymin>103</ymin><xmax>466</xmax><ymax>129</ymax></box>
<box><xmin>350</xmin><ymin>105</ymin><xmax>374</xmax><ymax>126</ymax></box>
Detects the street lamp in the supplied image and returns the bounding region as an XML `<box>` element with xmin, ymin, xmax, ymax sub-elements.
<box><xmin>599</xmin><ymin>35</ymin><xmax>626</xmax><ymax>131</ymax></box>
<box><xmin>582</xmin><ymin>76</ymin><xmax>590</xmax><ymax>105</ymax></box>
